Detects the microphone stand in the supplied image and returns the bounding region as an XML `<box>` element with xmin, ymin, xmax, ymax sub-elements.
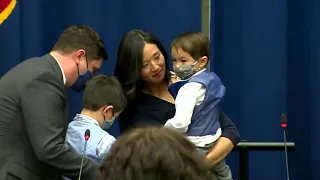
<box><xmin>283</xmin><ymin>129</ymin><xmax>290</xmax><ymax>180</ymax></box>
<box><xmin>78</xmin><ymin>139</ymin><xmax>88</xmax><ymax>180</ymax></box>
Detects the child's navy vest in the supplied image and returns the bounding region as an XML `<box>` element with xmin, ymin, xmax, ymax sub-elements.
<box><xmin>168</xmin><ymin>70</ymin><xmax>225</xmax><ymax>136</ymax></box>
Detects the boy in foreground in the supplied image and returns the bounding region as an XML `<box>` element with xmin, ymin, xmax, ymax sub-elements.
<box><xmin>65</xmin><ymin>75</ymin><xmax>127</xmax><ymax>164</ymax></box>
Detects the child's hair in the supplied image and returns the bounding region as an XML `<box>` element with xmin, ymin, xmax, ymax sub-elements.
<box><xmin>171</xmin><ymin>32</ymin><xmax>210</xmax><ymax>60</ymax></box>
<box><xmin>82</xmin><ymin>75</ymin><xmax>127</xmax><ymax>113</ymax></box>
<box><xmin>99</xmin><ymin>126</ymin><xmax>213</xmax><ymax>180</ymax></box>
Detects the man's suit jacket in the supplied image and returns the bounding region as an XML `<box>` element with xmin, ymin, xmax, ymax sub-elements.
<box><xmin>0</xmin><ymin>54</ymin><xmax>98</xmax><ymax>180</ymax></box>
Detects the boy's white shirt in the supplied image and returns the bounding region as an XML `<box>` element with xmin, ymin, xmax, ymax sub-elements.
<box><xmin>165</xmin><ymin>69</ymin><xmax>221</xmax><ymax>147</ymax></box>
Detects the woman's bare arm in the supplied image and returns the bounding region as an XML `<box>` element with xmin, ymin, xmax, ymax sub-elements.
<box><xmin>206</xmin><ymin>110</ymin><xmax>241</xmax><ymax>166</ymax></box>
<box><xmin>206</xmin><ymin>137</ymin><xmax>234</xmax><ymax>166</ymax></box>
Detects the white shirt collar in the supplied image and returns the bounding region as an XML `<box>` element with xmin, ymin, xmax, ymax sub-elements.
<box><xmin>50</xmin><ymin>53</ymin><xmax>66</xmax><ymax>85</ymax></box>
<box><xmin>183</xmin><ymin>68</ymin><xmax>206</xmax><ymax>81</ymax></box>
<box><xmin>194</xmin><ymin>68</ymin><xmax>206</xmax><ymax>76</ymax></box>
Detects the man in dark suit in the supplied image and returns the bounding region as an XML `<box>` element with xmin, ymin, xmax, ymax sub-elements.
<box><xmin>0</xmin><ymin>25</ymin><xmax>108</xmax><ymax>180</ymax></box>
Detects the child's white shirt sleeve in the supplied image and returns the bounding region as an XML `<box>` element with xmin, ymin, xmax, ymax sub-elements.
<box><xmin>164</xmin><ymin>82</ymin><xmax>205</xmax><ymax>133</ymax></box>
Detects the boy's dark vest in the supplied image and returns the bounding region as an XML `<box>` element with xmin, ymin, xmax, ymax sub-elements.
<box><xmin>168</xmin><ymin>70</ymin><xmax>225</xmax><ymax>136</ymax></box>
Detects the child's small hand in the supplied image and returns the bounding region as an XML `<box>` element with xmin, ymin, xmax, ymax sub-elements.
<box><xmin>170</xmin><ymin>71</ymin><xmax>180</xmax><ymax>84</ymax></box>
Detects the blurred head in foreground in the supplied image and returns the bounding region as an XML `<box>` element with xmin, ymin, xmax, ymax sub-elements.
<box><xmin>99</xmin><ymin>126</ymin><xmax>213</xmax><ymax>180</ymax></box>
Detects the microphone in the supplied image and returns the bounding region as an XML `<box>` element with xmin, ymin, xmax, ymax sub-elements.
<box><xmin>280</xmin><ymin>113</ymin><xmax>290</xmax><ymax>180</ymax></box>
<box><xmin>78</xmin><ymin>129</ymin><xmax>90</xmax><ymax>180</ymax></box>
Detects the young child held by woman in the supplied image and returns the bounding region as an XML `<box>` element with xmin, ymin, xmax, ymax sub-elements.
<box><xmin>165</xmin><ymin>32</ymin><xmax>232</xmax><ymax>180</ymax></box>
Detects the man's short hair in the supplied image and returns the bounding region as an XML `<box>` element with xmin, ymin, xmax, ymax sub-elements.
<box><xmin>52</xmin><ymin>25</ymin><xmax>108</xmax><ymax>61</ymax></box>
<box><xmin>82</xmin><ymin>75</ymin><xmax>127</xmax><ymax>113</ymax></box>
<box><xmin>99</xmin><ymin>126</ymin><xmax>213</xmax><ymax>180</ymax></box>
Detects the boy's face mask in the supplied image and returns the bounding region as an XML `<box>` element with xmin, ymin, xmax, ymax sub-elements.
<box><xmin>101</xmin><ymin>107</ymin><xmax>115</xmax><ymax>130</ymax></box>
<box><xmin>174</xmin><ymin>61</ymin><xmax>199</xmax><ymax>80</ymax></box>
<box><xmin>101</xmin><ymin>117</ymin><xmax>115</xmax><ymax>130</ymax></box>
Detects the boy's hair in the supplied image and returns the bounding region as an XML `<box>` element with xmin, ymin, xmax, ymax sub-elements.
<box><xmin>82</xmin><ymin>75</ymin><xmax>127</xmax><ymax>113</ymax></box>
<box><xmin>52</xmin><ymin>25</ymin><xmax>108</xmax><ymax>61</ymax></box>
<box><xmin>171</xmin><ymin>32</ymin><xmax>210</xmax><ymax>60</ymax></box>
<box><xmin>99</xmin><ymin>126</ymin><xmax>213</xmax><ymax>180</ymax></box>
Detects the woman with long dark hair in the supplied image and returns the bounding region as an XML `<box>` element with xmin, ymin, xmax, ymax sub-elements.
<box><xmin>114</xmin><ymin>29</ymin><xmax>240</xmax><ymax>167</ymax></box>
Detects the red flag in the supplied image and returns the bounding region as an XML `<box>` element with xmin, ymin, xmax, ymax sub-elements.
<box><xmin>0</xmin><ymin>0</ymin><xmax>16</xmax><ymax>25</ymax></box>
